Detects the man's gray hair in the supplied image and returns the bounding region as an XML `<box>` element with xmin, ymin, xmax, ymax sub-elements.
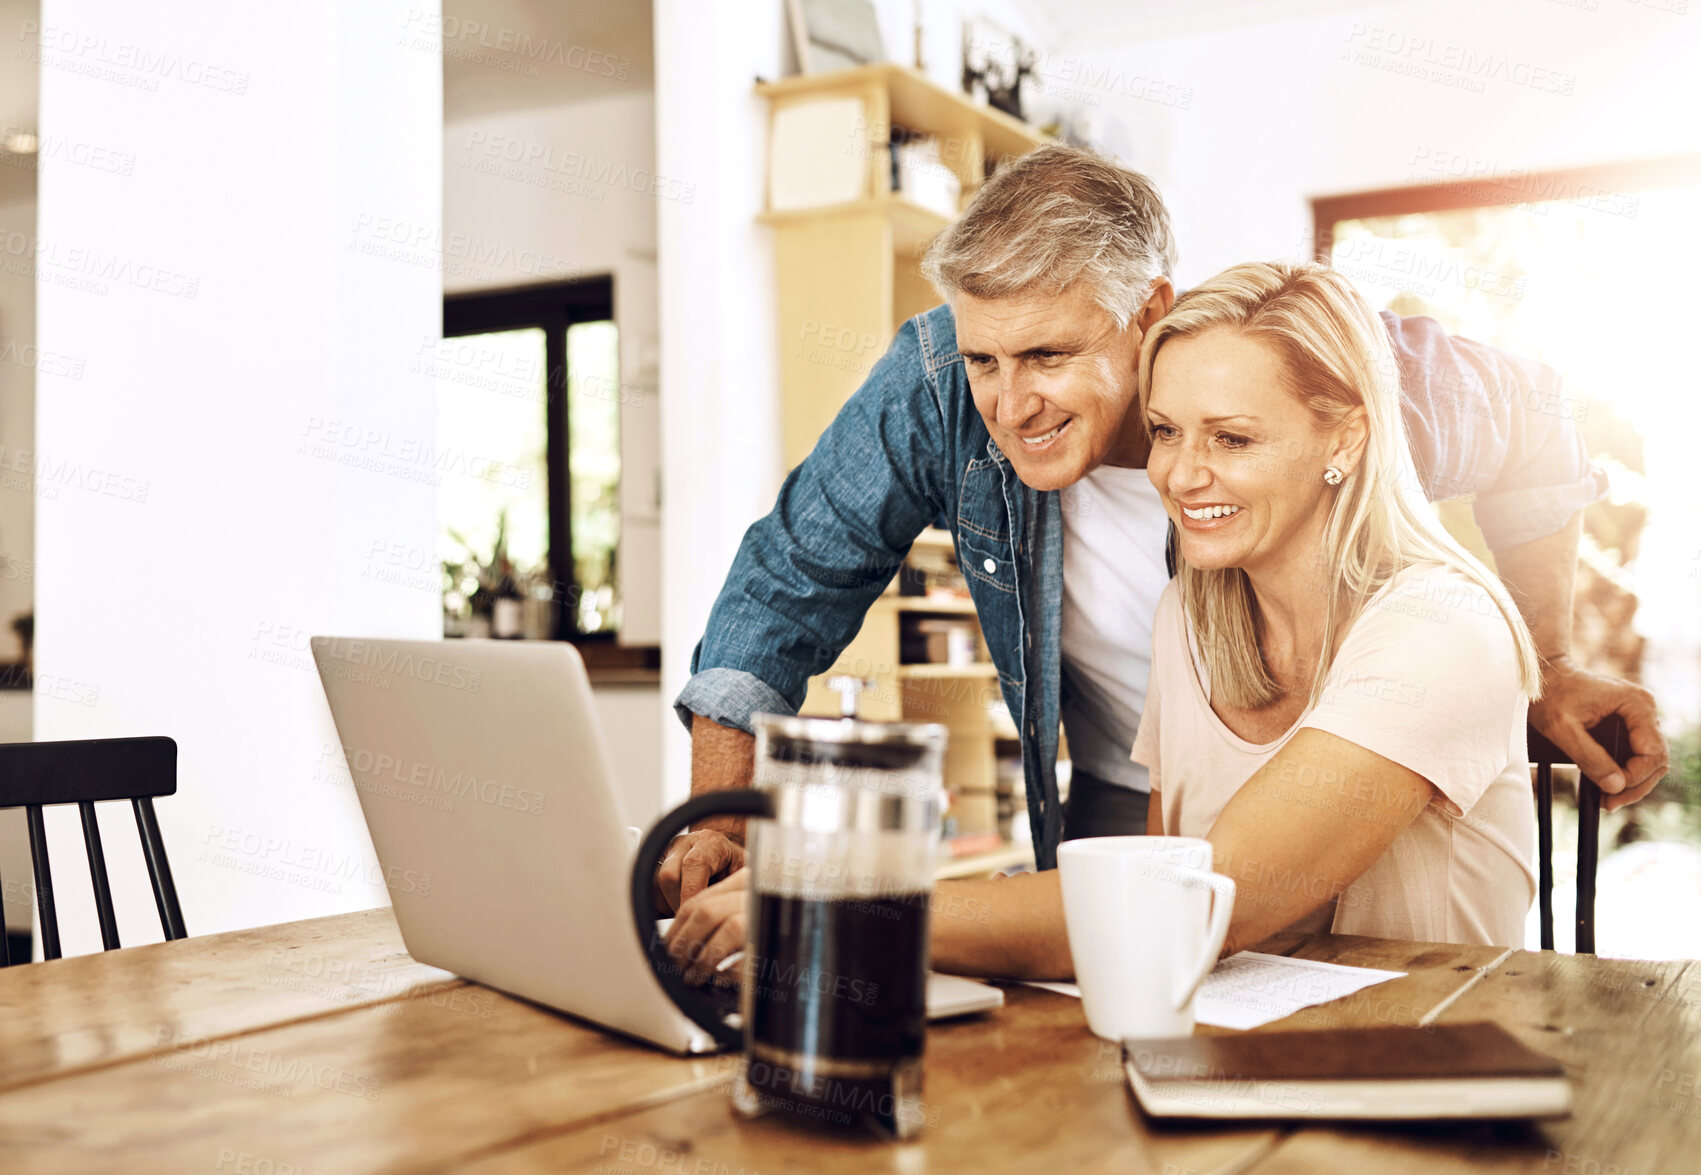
<box><xmin>920</xmin><ymin>144</ymin><xmax>1177</xmax><ymax>329</ymax></box>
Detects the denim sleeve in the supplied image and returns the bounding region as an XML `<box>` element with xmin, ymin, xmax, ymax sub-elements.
<box><xmin>673</xmin><ymin>319</ymin><xmax>950</xmax><ymax>733</ymax></box>
<box><xmin>1383</xmin><ymin>310</ymin><xmax>1606</xmax><ymax>550</ymax></box>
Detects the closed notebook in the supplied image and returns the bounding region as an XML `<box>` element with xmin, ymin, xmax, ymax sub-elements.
<box><xmin>1123</xmin><ymin>1021</ymin><xmax>1571</xmax><ymax>1120</ymax></box>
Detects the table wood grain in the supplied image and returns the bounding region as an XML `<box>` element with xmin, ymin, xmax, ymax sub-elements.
<box><xmin>0</xmin><ymin>908</ymin><xmax>456</xmax><ymax>1093</ymax></box>
<box><xmin>1250</xmin><ymin>951</ymin><xmax>1701</xmax><ymax>1175</ymax></box>
<box><xmin>0</xmin><ymin>907</ymin><xmax>1686</xmax><ymax>1175</ymax></box>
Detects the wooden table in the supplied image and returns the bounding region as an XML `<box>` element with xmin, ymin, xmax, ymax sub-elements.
<box><xmin>0</xmin><ymin>909</ymin><xmax>1694</xmax><ymax>1174</ymax></box>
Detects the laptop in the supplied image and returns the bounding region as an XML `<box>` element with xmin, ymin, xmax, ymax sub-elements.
<box><xmin>309</xmin><ymin>636</ymin><xmax>1003</xmax><ymax>1054</ymax></box>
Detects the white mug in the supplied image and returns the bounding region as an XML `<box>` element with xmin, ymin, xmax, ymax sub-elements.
<box><xmin>1057</xmin><ymin>836</ymin><xmax>1235</xmax><ymax>1040</ymax></box>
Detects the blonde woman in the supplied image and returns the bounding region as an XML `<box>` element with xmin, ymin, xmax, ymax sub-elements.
<box><xmin>1125</xmin><ymin>260</ymin><xmax>1541</xmax><ymax>951</ymax></box>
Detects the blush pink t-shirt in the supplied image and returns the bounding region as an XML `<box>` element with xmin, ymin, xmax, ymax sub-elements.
<box><xmin>1130</xmin><ymin>562</ymin><xmax>1535</xmax><ymax>948</ymax></box>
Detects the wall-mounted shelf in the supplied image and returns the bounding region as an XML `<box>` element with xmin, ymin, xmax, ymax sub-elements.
<box><xmin>760</xmin><ymin>67</ymin><xmax>1047</xmax><ymax>856</ymax></box>
<box><xmin>757</xmin><ymin>197</ymin><xmax>950</xmax><ymax>255</ymax></box>
<box><xmin>896</xmin><ymin>662</ymin><xmax>997</xmax><ymax>680</ymax></box>
<box><xmin>936</xmin><ymin>842</ymin><xmax>1035</xmax><ymax>880</ymax></box>
<box><xmin>892</xmin><ymin>596</ymin><xmax>977</xmax><ymax>615</ymax></box>
<box><xmin>756</xmin><ymin>67</ymin><xmax>1048</xmax><ymax>470</ymax></box>
<box><xmin>755</xmin><ymin>64</ymin><xmax>1046</xmax><ymax>164</ymax></box>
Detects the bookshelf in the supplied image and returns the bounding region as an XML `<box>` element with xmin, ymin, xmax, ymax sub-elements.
<box><xmin>757</xmin><ymin>67</ymin><xmax>1048</xmax><ymax>879</ymax></box>
<box><xmin>755</xmin><ymin>64</ymin><xmax>1050</xmax><ymax>470</ymax></box>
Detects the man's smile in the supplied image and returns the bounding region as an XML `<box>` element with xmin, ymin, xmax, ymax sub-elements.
<box><xmin>1016</xmin><ymin>419</ymin><xmax>1072</xmax><ymax>450</ymax></box>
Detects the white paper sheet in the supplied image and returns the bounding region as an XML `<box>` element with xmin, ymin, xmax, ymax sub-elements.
<box><xmin>1192</xmin><ymin>952</ymin><xmax>1406</xmax><ymax>1029</ymax></box>
<box><xmin>1023</xmin><ymin>951</ymin><xmax>1406</xmax><ymax>1031</ymax></box>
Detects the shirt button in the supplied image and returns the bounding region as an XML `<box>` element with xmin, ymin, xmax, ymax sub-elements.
<box><xmin>983</xmin><ymin>558</ymin><xmax>997</xmax><ymax>574</ymax></box>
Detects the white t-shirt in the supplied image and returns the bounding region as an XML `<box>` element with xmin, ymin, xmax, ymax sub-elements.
<box><xmin>1059</xmin><ymin>465</ymin><xmax>1173</xmax><ymax>792</ymax></box>
<box><xmin>1131</xmin><ymin>562</ymin><xmax>1536</xmax><ymax>948</ymax></box>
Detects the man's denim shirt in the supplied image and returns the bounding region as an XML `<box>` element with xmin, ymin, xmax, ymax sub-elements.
<box><xmin>675</xmin><ymin>303</ymin><xmax>1603</xmax><ymax>870</ymax></box>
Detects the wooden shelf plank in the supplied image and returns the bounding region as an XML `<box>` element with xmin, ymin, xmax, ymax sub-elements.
<box><xmin>755</xmin><ymin>63</ymin><xmax>1049</xmax><ymax>160</ymax></box>
<box><xmin>757</xmin><ymin>196</ymin><xmax>949</xmax><ymax>253</ymax></box>
<box><xmin>897</xmin><ymin>662</ymin><xmax>997</xmax><ymax>679</ymax></box>
<box><xmin>891</xmin><ymin>596</ymin><xmax>977</xmax><ymax>615</ymax></box>
<box><xmin>935</xmin><ymin>843</ymin><xmax>1034</xmax><ymax>880</ymax></box>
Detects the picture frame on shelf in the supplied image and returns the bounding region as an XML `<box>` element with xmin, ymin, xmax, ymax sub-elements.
<box><xmin>786</xmin><ymin>0</ymin><xmax>886</xmax><ymax>75</ymax></box>
<box><xmin>961</xmin><ymin>15</ymin><xmax>1035</xmax><ymax>121</ymax></box>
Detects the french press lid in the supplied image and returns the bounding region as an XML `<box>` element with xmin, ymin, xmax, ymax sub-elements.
<box><xmin>756</xmin><ymin>675</ymin><xmax>947</xmax><ymax>771</ymax></box>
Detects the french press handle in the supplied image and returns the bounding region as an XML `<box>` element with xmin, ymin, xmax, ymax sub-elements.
<box><xmin>629</xmin><ymin>790</ymin><xmax>775</xmax><ymax>1050</ymax></box>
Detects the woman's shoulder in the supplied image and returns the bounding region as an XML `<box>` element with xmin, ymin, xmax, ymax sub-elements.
<box><xmin>1353</xmin><ymin>560</ymin><xmax>1518</xmax><ymax>660</ymax></box>
<box><xmin>1149</xmin><ymin>578</ymin><xmax>1196</xmax><ymax>674</ymax></box>
<box><xmin>1372</xmin><ymin>561</ymin><xmax>1508</xmax><ymax>621</ymax></box>
<box><xmin>1153</xmin><ymin>577</ymin><xmax>1186</xmax><ymax>640</ymax></box>
<box><xmin>1156</xmin><ymin>576</ymin><xmax>1183</xmax><ymax>613</ymax></box>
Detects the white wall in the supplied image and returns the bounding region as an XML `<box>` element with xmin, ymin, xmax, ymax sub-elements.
<box><xmin>32</xmin><ymin>0</ymin><xmax>442</xmax><ymax>956</ymax></box>
<box><xmin>1065</xmin><ymin>0</ymin><xmax>1701</xmax><ymax>286</ymax></box>
<box><xmin>442</xmin><ymin>91</ymin><xmax>663</xmax><ymax>648</ymax></box>
<box><xmin>654</xmin><ymin>1</ymin><xmax>788</xmax><ymax>806</ymax></box>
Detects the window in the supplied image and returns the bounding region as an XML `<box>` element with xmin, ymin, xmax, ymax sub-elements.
<box><xmin>1314</xmin><ymin>158</ymin><xmax>1701</xmax><ymax>958</ymax></box>
<box><xmin>437</xmin><ymin>277</ymin><xmax>625</xmax><ymax>643</ymax></box>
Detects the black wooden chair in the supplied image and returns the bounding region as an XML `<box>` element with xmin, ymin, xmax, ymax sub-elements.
<box><xmin>1530</xmin><ymin>714</ymin><xmax>1630</xmax><ymax>955</ymax></box>
<box><xmin>0</xmin><ymin>736</ymin><xmax>186</xmax><ymax>964</ymax></box>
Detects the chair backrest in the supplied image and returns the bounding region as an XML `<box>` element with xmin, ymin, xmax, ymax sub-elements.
<box><xmin>0</xmin><ymin>736</ymin><xmax>186</xmax><ymax>963</ymax></box>
<box><xmin>1529</xmin><ymin>715</ymin><xmax>1629</xmax><ymax>955</ymax></box>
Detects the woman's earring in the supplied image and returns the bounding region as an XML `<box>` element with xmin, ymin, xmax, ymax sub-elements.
<box><xmin>1322</xmin><ymin>466</ymin><xmax>1344</xmax><ymax>486</ymax></box>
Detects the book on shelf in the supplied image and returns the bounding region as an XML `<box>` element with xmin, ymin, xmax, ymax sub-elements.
<box><xmin>892</xmin><ymin>135</ymin><xmax>961</xmax><ymax>218</ymax></box>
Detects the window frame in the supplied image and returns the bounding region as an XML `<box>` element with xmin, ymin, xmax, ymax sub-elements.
<box><xmin>1311</xmin><ymin>154</ymin><xmax>1701</xmax><ymax>261</ymax></box>
<box><xmin>441</xmin><ymin>276</ymin><xmax>653</xmax><ymax>669</ymax></box>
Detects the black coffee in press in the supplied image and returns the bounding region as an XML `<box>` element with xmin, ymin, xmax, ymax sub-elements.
<box><xmin>740</xmin><ymin>891</ymin><xmax>930</xmax><ymax>1134</ymax></box>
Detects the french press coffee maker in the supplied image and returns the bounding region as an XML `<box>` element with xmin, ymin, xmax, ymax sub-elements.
<box><xmin>630</xmin><ymin>677</ymin><xmax>946</xmax><ymax>1139</ymax></box>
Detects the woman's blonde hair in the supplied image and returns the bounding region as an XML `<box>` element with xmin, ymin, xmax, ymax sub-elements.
<box><xmin>1136</xmin><ymin>260</ymin><xmax>1542</xmax><ymax>710</ymax></box>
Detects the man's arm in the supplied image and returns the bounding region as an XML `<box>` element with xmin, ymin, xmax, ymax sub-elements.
<box><xmin>657</xmin><ymin>317</ymin><xmax>952</xmax><ymax>909</ymax></box>
<box><xmin>1381</xmin><ymin>310</ymin><xmax>1601</xmax><ymax>537</ymax></box>
<box><xmin>1494</xmin><ymin>513</ymin><xmax>1667</xmax><ymax>809</ymax></box>
<box><xmin>652</xmin><ymin>716</ymin><xmax>753</xmax><ymax>914</ymax></box>
<box><xmin>1384</xmin><ymin>313</ymin><xmax>1668</xmax><ymax>803</ymax></box>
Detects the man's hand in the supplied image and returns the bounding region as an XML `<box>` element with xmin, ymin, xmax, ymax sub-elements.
<box><xmin>652</xmin><ymin>830</ymin><xmax>746</xmax><ymax>915</ymax></box>
<box><xmin>1532</xmin><ymin>656</ymin><xmax>1668</xmax><ymax>812</ymax></box>
<box><xmin>666</xmin><ymin>867</ymin><xmax>749</xmax><ymax>985</ymax></box>
<box><xmin>1493</xmin><ymin>511</ymin><xmax>1669</xmax><ymax>811</ymax></box>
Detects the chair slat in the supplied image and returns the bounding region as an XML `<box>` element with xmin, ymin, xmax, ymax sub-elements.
<box><xmin>78</xmin><ymin>801</ymin><xmax>121</xmax><ymax>951</ymax></box>
<box><xmin>1535</xmin><ymin>762</ymin><xmax>1555</xmax><ymax>952</ymax></box>
<box><xmin>0</xmin><ymin>737</ymin><xmax>177</xmax><ymax>806</ymax></box>
<box><xmin>0</xmin><ymin>856</ymin><xmax>9</xmax><ymax>967</ymax></box>
<box><xmin>133</xmin><ymin>797</ymin><xmax>187</xmax><ymax>940</ymax></box>
<box><xmin>26</xmin><ymin>804</ymin><xmax>61</xmax><ymax>961</ymax></box>
<box><xmin>2</xmin><ymin>740</ymin><xmax>182</xmax><ymax>962</ymax></box>
<box><xmin>1529</xmin><ymin>714</ymin><xmax>1629</xmax><ymax>956</ymax></box>
<box><xmin>1577</xmin><ymin>778</ymin><xmax>1601</xmax><ymax>955</ymax></box>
